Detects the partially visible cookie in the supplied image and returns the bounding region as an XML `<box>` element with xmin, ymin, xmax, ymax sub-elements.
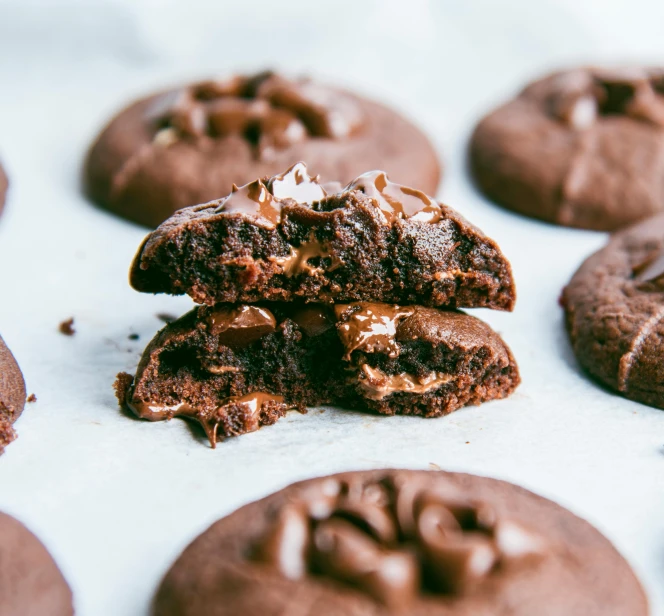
<box><xmin>130</xmin><ymin>163</ymin><xmax>515</xmax><ymax>310</ymax></box>
<box><xmin>84</xmin><ymin>72</ymin><xmax>441</xmax><ymax>227</ymax></box>
<box><xmin>117</xmin><ymin>302</ymin><xmax>519</xmax><ymax>447</ymax></box>
<box><xmin>471</xmin><ymin>67</ymin><xmax>664</xmax><ymax>231</ymax></box>
<box><xmin>562</xmin><ymin>212</ymin><xmax>664</xmax><ymax>407</ymax></box>
<box><xmin>0</xmin><ymin>160</ymin><xmax>8</xmax><ymax>215</ymax></box>
<box><xmin>0</xmin><ymin>512</ymin><xmax>74</xmax><ymax>615</ymax></box>
<box><xmin>154</xmin><ymin>469</ymin><xmax>648</xmax><ymax>616</ymax></box>
<box><xmin>0</xmin><ymin>335</ymin><xmax>26</xmax><ymax>453</ymax></box>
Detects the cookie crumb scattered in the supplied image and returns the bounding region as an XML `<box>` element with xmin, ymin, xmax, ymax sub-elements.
<box><xmin>114</xmin><ymin>372</ymin><xmax>134</xmax><ymax>406</ymax></box>
<box><xmin>156</xmin><ymin>313</ymin><xmax>177</xmax><ymax>324</ymax></box>
<box><xmin>128</xmin><ymin>333</ymin><xmax>140</xmax><ymax>341</ymax></box>
<box><xmin>428</xmin><ymin>462</ymin><xmax>441</xmax><ymax>471</ymax></box>
<box><xmin>59</xmin><ymin>318</ymin><xmax>75</xmax><ymax>336</ymax></box>
<box><xmin>26</xmin><ymin>394</ymin><xmax>37</xmax><ymax>403</ymax></box>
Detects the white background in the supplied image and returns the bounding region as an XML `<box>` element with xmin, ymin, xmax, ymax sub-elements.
<box><xmin>0</xmin><ymin>0</ymin><xmax>663</xmax><ymax>614</ymax></box>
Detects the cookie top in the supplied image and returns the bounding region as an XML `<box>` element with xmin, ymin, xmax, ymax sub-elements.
<box><xmin>471</xmin><ymin>67</ymin><xmax>664</xmax><ymax>231</ymax></box>
<box><xmin>154</xmin><ymin>469</ymin><xmax>647</xmax><ymax>616</ymax></box>
<box><xmin>0</xmin><ymin>160</ymin><xmax>7</xmax><ymax>215</ymax></box>
<box><xmin>84</xmin><ymin>72</ymin><xmax>441</xmax><ymax>227</ymax></box>
<box><xmin>130</xmin><ymin>163</ymin><xmax>515</xmax><ymax>310</ymax></box>
<box><xmin>0</xmin><ymin>335</ymin><xmax>26</xmax><ymax>453</ymax></box>
<box><xmin>0</xmin><ymin>512</ymin><xmax>73</xmax><ymax>615</ymax></box>
<box><xmin>562</xmin><ymin>212</ymin><xmax>664</xmax><ymax>408</ymax></box>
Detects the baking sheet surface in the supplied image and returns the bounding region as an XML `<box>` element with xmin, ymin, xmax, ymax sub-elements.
<box><xmin>0</xmin><ymin>1</ymin><xmax>662</xmax><ymax>614</ymax></box>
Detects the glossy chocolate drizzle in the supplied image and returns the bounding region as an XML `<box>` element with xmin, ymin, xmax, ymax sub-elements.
<box><xmin>548</xmin><ymin>68</ymin><xmax>664</xmax><ymax>129</ymax></box>
<box><xmin>256</xmin><ymin>476</ymin><xmax>546</xmax><ymax>606</ymax></box>
<box><xmin>147</xmin><ymin>72</ymin><xmax>364</xmax><ymax>158</ymax></box>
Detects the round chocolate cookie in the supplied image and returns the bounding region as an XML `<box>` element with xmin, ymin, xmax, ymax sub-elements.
<box><xmin>0</xmin><ymin>334</ymin><xmax>26</xmax><ymax>453</ymax></box>
<box><xmin>154</xmin><ymin>469</ymin><xmax>647</xmax><ymax>616</ymax></box>
<box><xmin>562</xmin><ymin>212</ymin><xmax>664</xmax><ymax>408</ymax></box>
<box><xmin>0</xmin><ymin>512</ymin><xmax>73</xmax><ymax>615</ymax></box>
<box><xmin>0</xmin><ymin>160</ymin><xmax>8</xmax><ymax>215</ymax></box>
<box><xmin>471</xmin><ymin>67</ymin><xmax>664</xmax><ymax>231</ymax></box>
<box><xmin>84</xmin><ymin>72</ymin><xmax>441</xmax><ymax>227</ymax></box>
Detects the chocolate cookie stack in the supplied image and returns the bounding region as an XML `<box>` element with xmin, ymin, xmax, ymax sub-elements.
<box><xmin>117</xmin><ymin>163</ymin><xmax>519</xmax><ymax>446</ymax></box>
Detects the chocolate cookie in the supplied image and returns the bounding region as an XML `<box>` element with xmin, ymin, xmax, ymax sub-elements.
<box><xmin>84</xmin><ymin>72</ymin><xmax>441</xmax><ymax>227</ymax></box>
<box><xmin>0</xmin><ymin>160</ymin><xmax>7</xmax><ymax>215</ymax></box>
<box><xmin>130</xmin><ymin>163</ymin><xmax>515</xmax><ymax>310</ymax></box>
<box><xmin>562</xmin><ymin>212</ymin><xmax>664</xmax><ymax>407</ymax></box>
<box><xmin>0</xmin><ymin>512</ymin><xmax>73</xmax><ymax>615</ymax></box>
<box><xmin>154</xmin><ymin>469</ymin><xmax>647</xmax><ymax>616</ymax></box>
<box><xmin>0</xmin><ymin>335</ymin><xmax>26</xmax><ymax>453</ymax></box>
<box><xmin>470</xmin><ymin>67</ymin><xmax>664</xmax><ymax>231</ymax></box>
<box><xmin>117</xmin><ymin>302</ymin><xmax>519</xmax><ymax>447</ymax></box>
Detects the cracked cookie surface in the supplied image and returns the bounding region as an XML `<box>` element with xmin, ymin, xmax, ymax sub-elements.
<box><xmin>471</xmin><ymin>66</ymin><xmax>664</xmax><ymax>231</ymax></box>
<box><xmin>562</xmin><ymin>212</ymin><xmax>664</xmax><ymax>407</ymax></box>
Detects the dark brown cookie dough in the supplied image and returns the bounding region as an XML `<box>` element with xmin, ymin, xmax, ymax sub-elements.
<box><xmin>0</xmin><ymin>335</ymin><xmax>26</xmax><ymax>454</ymax></box>
<box><xmin>471</xmin><ymin>67</ymin><xmax>664</xmax><ymax>231</ymax></box>
<box><xmin>154</xmin><ymin>469</ymin><xmax>647</xmax><ymax>616</ymax></box>
<box><xmin>0</xmin><ymin>512</ymin><xmax>74</xmax><ymax>615</ymax></box>
<box><xmin>562</xmin><ymin>212</ymin><xmax>664</xmax><ymax>407</ymax></box>
<box><xmin>117</xmin><ymin>302</ymin><xmax>519</xmax><ymax>447</ymax></box>
<box><xmin>130</xmin><ymin>163</ymin><xmax>515</xmax><ymax>310</ymax></box>
<box><xmin>84</xmin><ymin>72</ymin><xmax>441</xmax><ymax>227</ymax></box>
<box><xmin>0</xmin><ymin>160</ymin><xmax>7</xmax><ymax>215</ymax></box>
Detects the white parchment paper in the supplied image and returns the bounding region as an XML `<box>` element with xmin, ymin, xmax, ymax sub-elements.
<box><xmin>0</xmin><ymin>1</ymin><xmax>662</xmax><ymax>614</ymax></box>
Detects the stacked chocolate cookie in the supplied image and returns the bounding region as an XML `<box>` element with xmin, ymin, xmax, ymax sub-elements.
<box><xmin>117</xmin><ymin>163</ymin><xmax>519</xmax><ymax>446</ymax></box>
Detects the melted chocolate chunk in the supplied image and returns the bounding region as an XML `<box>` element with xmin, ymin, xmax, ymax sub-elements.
<box><xmin>287</xmin><ymin>305</ymin><xmax>335</xmax><ymax>337</ymax></box>
<box><xmin>215</xmin><ymin>179</ymin><xmax>281</xmax><ymax>228</ymax></box>
<box><xmin>255</xmin><ymin>476</ymin><xmax>546</xmax><ymax>605</ymax></box>
<box><xmin>334</xmin><ymin>303</ymin><xmax>415</xmax><ymax>360</ymax></box>
<box><xmin>207</xmin><ymin>305</ymin><xmax>277</xmax><ymax>348</ymax></box>
<box><xmin>147</xmin><ymin>72</ymin><xmax>364</xmax><ymax>159</ymax></box>
<box><xmin>126</xmin><ymin>390</ymin><xmax>288</xmax><ymax>448</ymax></box>
<box><xmin>267</xmin><ymin>162</ymin><xmax>327</xmax><ymax>203</ymax></box>
<box><xmin>346</xmin><ymin>170</ymin><xmax>442</xmax><ymax>223</ymax></box>
<box><xmin>549</xmin><ymin>67</ymin><xmax>664</xmax><ymax>129</ymax></box>
<box><xmin>357</xmin><ymin>365</ymin><xmax>454</xmax><ymax>400</ymax></box>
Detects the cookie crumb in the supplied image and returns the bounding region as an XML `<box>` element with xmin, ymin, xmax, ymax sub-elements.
<box><xmin>114</xmin><ymin>372</ymin><xmax>134</xmax><ymax>406</ymax></box>
<box><xmin>26</xmin><ymin>394</ymin><xmax>37</xmax><ymax>403</ymax></box>
<box><xmin>59</xmin><ymin>318</ymin><xmax>75</xmax><ymax>336</ymax></box>
<box><xmin>156</xmin><ymin>313</ymin><xmax>177</xmax><ymax>324</ymax></box>
<box><xmin>428</xmin><ymin>462</ymin><xmax>441</xmax><ymax>471</ymax></box>
<box><xmin>128</xmin><ymin>333</ymin><xmax>140</xmax><ymax>341</ymax></box>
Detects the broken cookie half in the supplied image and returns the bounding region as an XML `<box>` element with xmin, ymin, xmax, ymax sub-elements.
<box><xmin>129</xmin><ymin>162</ymin><xmax>516</xmax><ymax>310</ymax></box>
<box><xmin>116</xmin><ymin>302</ymin><xmax>519</xmax><ymax>447</ymax></box>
